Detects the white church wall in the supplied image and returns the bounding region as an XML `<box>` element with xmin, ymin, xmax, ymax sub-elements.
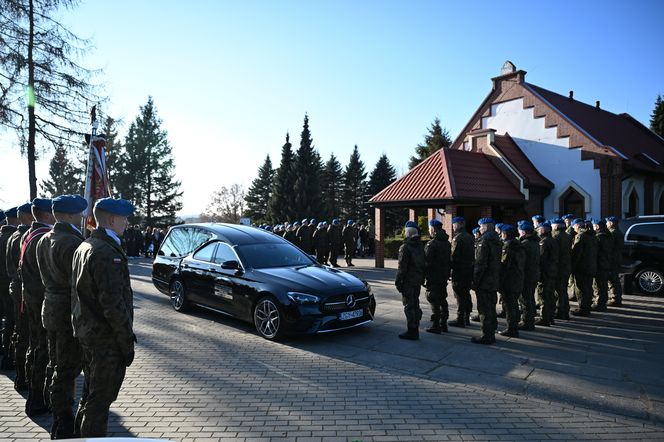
<box><xmin>622</xmin><ymin>177</ymin><xmax>645</xmax><ymax>216</ymax></box>
<box><xmin>482</xmin><ymin>98</ymin><xmax>601</xmax><ymax>219</ymax></box>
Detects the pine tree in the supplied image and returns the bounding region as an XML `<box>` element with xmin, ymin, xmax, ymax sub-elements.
<box><xmin>269</xmin><ymin>133</ymin><xmax>297</xmax><ymax>223</ymax></box>
<box><xmin>245</xmin><ymin>155</ymin><xmax>274</xmax><ymax>223</ymax></box>
<box><xmin>650</xmin><ymin>94</ymin><xmax>664</xmax><ymax>138</ymax></box>
<box><xmin>120</xmin><ymin>97</ymin><xmax>182</xmax><ymax>226</ymax></box>
<box><xmin>409</xmin><ymin>117</ymin><xmax>452</xmax><ymax>169</ymax></box>
<box><xmin>40</xmin><ymin>145</ymin><xmax>83</xmax><ymax>197</ymax></box>
<box><xmin>320</xmin><ymin>153</ymin><xmax>343</xmax><ymax>220</ymax></box>
<box><xmin>367</xmin><ymin>153</ymin><xmax>401</xmax><ymax>235</ymax></box>
<box><xmin>292</xmin><ymin>114</ymin><xmax>323</xmax><ymax>219</ymax></box>
<box><xmin>342</xmin><ymin>145</ymin><xmax>368</xmax><ymax>221</ymax></box>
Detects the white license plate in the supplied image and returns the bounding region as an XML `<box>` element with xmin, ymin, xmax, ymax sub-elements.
<box><xmin>339</xmin><ymin>309</ymin><xmax>363</xmax><ymax>321</ymax></box>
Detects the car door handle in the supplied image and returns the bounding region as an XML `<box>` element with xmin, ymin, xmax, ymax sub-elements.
<box><xmin>216</xmin><ymin>276</ymin><xmax>231</xmax><ymax>283</ymax></box>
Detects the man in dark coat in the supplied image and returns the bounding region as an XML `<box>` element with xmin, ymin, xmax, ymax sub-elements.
<box><xmin>6</xmin><ymin>203</ymin><xmax>33</xmax><ymax>390</ymax></box>
<box><xmin>327</xmin><ymin>219</ymin><xmax>342</xmax><ymax>267</ymax></box>
<box><xmin>312</xmin><ymin>222</ymin><xmax>329</xmax><ymax>265</ymax></box>
<box><xmin>552</xmin><ymin>218</ymin><xmax>572</xmax><ymax>320</ymax></box>
<box><xmin>395</xmin><ymin>221</ymin><xmax>425</xmax><ymax>340</ymax></box>
<box><xmin>0</xmin><ymin>207</ymin><xmax>19</xmax><ymax>370</ymax></box>
<box><xmin>72</xmin><ymin>198</ymin><xmax>136</xmax><ymax>437</ymax></box>
<box><xmin>423</xmin><ymin>219</ymin><xmax>451</xmax><ymax>334</ymax></box>
<box><xmin>472</xmin><ymin>218</ymin><xmax>502</xmax><ymax>345</ymax></box>
<box><xmin>448</xmin><ymin>217</ymin><xmax>474</xmax><ymax>328</ymax></box>
<box><xmin>535</xmin><ymin>222</ymin><xmax>559</xmax><ymax>326</ymax></box>
<box><xmin>571</xmin><ymin>218</ymin><xmax>597</xmax><ymax>316</ymax></box>
<box><xmin>20</xmin><ymin>198</ymin><xmax>55</xmax><ymax>416</ymax></box>
<box><xmin>342</xmin><ymin>220</ymin><xmax>357</xmax><ymax>267</ymax></box>
<box><xmin>283</xmin><ymin>223</ymin><xmax>298</xmax><ymax>246</ymax></box>
<box><xmin>518</xmin><ymin>221</ymin><xmax>540</xmax><ymax>331</ymax></box>
<box><xmin>498</xmin><ymin>224</ymin><xmax>524</xmax><ymax>337</ymax></box>
<box><xmin>592</xmin><ymin>219</ymin><xmax>614</xmax><ymax>311</ymax></box>
<box><xmin>36</xmin><ymin>195</ymin><xmax>88</xmax><ymax>438</ymax></box>
<box><xmin>296</xmin><ymin>219</ymin><xmax>312</xmax><ymax>255</ymax></box>
<box><xmin>606</xmin><ymin>216</ymin><xmax>624</xmax><ymax>306</ymax></box>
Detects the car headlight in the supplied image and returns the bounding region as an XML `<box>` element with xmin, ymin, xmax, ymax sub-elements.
<box><xmin>363</xmin><ymin>280</ymin><xmax>372</xmax><ymax>294</ymax></box>
<box><xmin>287</xmin><ymin>292</ymin><xmax>320</xmax><ymax>305</ymax></box>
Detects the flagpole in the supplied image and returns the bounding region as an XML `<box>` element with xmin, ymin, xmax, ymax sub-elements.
<box><xmin>82</xmin><ymin>106</ymin><xmax>98</xmax><ymax>235</ymax></box>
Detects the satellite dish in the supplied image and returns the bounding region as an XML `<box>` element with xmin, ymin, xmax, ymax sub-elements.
<box><xmin>501</xmin><ymin>61</ymin><xmax>516</xmax><ymax>75</ymax></box>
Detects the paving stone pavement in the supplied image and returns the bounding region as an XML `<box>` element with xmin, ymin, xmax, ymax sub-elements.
<box><xmin>1</xmin><ymin>257</ymin><xmax>663</xmax><ymax>441</ymax></box>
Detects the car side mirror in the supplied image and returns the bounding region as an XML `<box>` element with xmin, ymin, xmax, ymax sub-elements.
<box><xmin>158</xmin><ymin>250</ymin><xmax>165</xmax><ymax>256</ymax></box>
<box><xmin>221</xmin><ymin>260</ymin><xmax>241</xmax><ymax>270</ymax></box>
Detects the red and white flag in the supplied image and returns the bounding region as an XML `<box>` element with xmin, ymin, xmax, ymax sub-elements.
<box><xmin>83</xmin><ymin>132</ymin><xmax>112</xmax><ymax>230</ymax></box>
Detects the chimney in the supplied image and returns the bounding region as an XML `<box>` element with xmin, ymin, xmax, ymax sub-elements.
<box><xmin>596</xmin><ymin>101</ymin><xmax>600</xmax><ymax>109</ymax></box>
<box><xmin>568</xmin><ymin>91</ymin><xmax>574</xmax><ymax>100</ymax></box>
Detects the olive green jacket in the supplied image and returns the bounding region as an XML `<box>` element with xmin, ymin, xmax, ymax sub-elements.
<box><xmin>572</xmin><ymin>228</ymin><xmax>597</xmax><ymax>276</ymax></box>
<box><xmin>424</xmin><ymin>230</ymin><xmax>451</xmax><ymax>287</ymax></box>
<box><xmin>552</xmin><ymin>228</ymin><xmax>572</xmax><ymax>276</ymax></box>
<box><xmin>538</xmin><ymin>234</ymin><xmax>559</xmax><ymax>284</ymax></box>
<box><xmin>0</xmin><ymin>225</ymin><xmax>17</xmax><ymax>284</ymax></box>
<box><xmin>451</xmin><ymin>229</ymin><xmax>474</xmax><ymax>281</ymax></box>
<box><xmin>519</xmin><ymin>233</ymin><xmax>541</xmax><ymax>285</ymax></box>
<box><xmin>396</xmin><ymin>236</ymin><xmax>426</xmax><ymax>292</ymax></box>
<box><xmin>19</xmin><ymin>222</ymin><xmax>52</xmax><ymax>310</ymax></box>
<box><xmin>473</xmin><ymin>230</ymin><xmax>502</xmax><ymax>292</ymax></box>
<box><xmin>608</xmin><ymin>226</ymin><xmax>624</xmax><ymax>270</ymax></box>
<box><xmin>595</xmin><ymin>228</ymin><xmax>614</xmax><ymax>274</ymax></box>
<box><xmin>500</xmin><ymin>237</ymin><xmax>525</xmax><ymax>294</ymax></box>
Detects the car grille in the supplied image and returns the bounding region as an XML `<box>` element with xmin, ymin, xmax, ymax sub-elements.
<box><xmin>321</xmin><ymin>293</ymin><xmax>371</xmax><ymax>312</ymax></box>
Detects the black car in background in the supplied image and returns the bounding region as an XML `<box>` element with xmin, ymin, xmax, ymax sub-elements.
<box><xmin>620</xmin><ymin>216</ymin><xmax>664</xmax><ymax>296</ymax></box>
<box><xmin>152</xmin><ymin>223</ymin><xmax>376</xmax><ymax>339</ymax></box>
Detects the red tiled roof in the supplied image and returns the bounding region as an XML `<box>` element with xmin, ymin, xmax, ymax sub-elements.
<box><xmin>369</xmin><ymin>148</ymin><xmax>523</xmax><ymax>205</ymax></box>
<box><xmin>493</xmin><ymin>133</ymin><xmax>554</xmax><ymax>189</ymax></box>
<box><xmin>526</xmin><ymin>84</ymin><xmax>664</xmax><ymax>172</ymax></box>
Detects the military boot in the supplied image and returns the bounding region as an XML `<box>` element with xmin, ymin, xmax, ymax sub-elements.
<box><xmin>470</xmin><ymin>335</ymin><xmax>496</xmax><ymax>345</ymax></box>
<box><xmin>51</xmin><ymin>415</ymin><xmax>76</xmax><ymax>439</ymax></box>
<box><xmin>499</xmin><ymin>328</ymin><xmax>519</xmax><ymax>338</ymax></box>
<box><xmin>398</xmin><ymin>328</ymin><xmax>419</xmax><ymax>340</ymax></box>
<box><xmin>25</xmin><ymin>390</ymin><xmax>49</xmax><ymax>416</ymax></box>
<box><xmin>425</xmin><ymin>319</ymin><xmax>442</xmax><ymax>334</ymax></box>
<box><xmin>448</xmin><ymin>315</ymin><xmax>465</xmax><ymax>328</ymax></box>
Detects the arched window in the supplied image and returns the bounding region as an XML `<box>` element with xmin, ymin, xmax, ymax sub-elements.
<box><xmin>627</xmin><ymin>189</ymin><xmax>639</xmax><ymax>218</ymax></box>
<box><xmin>560</xmin><ymin>187</ymin><xmax>585</xmax><ymax>218</ymax></box>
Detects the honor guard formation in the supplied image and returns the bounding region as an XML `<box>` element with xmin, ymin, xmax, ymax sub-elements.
<box><xmin>394</xmin><ymin>215</ymin><xmax>624</xmax><ymax>343</ymax></box>
<box><xmin>0</xmin><ymin>196</ymin><xmax>135</xmax><ymax>439</ymax></box>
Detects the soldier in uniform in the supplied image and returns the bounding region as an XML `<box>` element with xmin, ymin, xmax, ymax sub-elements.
<box><xmin>20</xmin><ymin>198</ymin><xmax>55</xmax><ymax>416</ymax></box>
<box><xmin>532</xmin><ymin>215</ymin><xmax>545</xmax><ymax>230</ymax></box>
<box><xmin>283</xmin><ymin>223</ymin><xmax>298</xmax><ymax>246</ymax></box>
<box><xmin>571</xmin><ymin>218</ymin><xmax>596</xmax><ymax>316</ymax></box>
<box><xmin>6</xmin><ymin>203</ymin><xmax>33</xmax><ymax>390</ymax></box>
<box><xmin>563</xmin><ymin>214</ymin><xmax>575</xmax><ymax>235</ymax></box>
<box><xmin>517</xmin><ymin>221</ymin><xmax>540</xmax><ymax>331</ymax></box>
<box><xmin>312</xmin><ymin>222</ymin><xmax>329</xmax><ymax>265</ymax></box>
<box><xmin>498</xmin><ymin>224</ymin><xmax>524</xmax><ymax>337</ymax></box>
<box><xmin>342</xmin><ymin>220</ymin><xmax>357</xmax><ymax>267</ymax></box>
<box><xmin>606</xmin><ymin>216</ymin><xmax>624</xmax><ymax>306</ymax></box>
<box><xmin>471</xmin><ymin>218</ymin><xmax>501</xmax><ymax>345</ymax></box>
<box><xmin>72</xmin><ymin>198</ymin><xmax>135</xmax><ymax>437</ymax></box>
<box><xmin>36</xmin><ymin>195</ymin><xmax>87</xmax><ymax>438</ymax></box>
<box><xmin>423</xmin><ymin>219</ymin><xmax>451</xmax><ymax>334</ymax></box>
<box><xmin>1</xmin><ymin>207</ymin><xmax>19</xmax><ymax>369</ymax></box>
<box><xmin>535</xmin><ymin>221</ymin><xmax>559</xmax><ymax>326</ymax></box>
<box><xmin>296</xmin><ymin>219</ymin><xmax>311</xmax><ymax>254</ymax></box>
<box><xmin>395</xmin><ymin>221</ymin><xmax>425</xmax><ymax>340</ymax></box>
<box><xmin>448</xmin><ymin>217</ymin><xmax>474</xmax><ymax>328</ymax></box>
<box><xmin>551</xmin><ymin>218</ymin><xmax>572</xmax><ymax>320</ymax></box>
<box><xmin>472</xmin><ymin>227</ymin><xmax>481</xmax><ymax>240</ymax></box>
<box><xmin>592</xmin><ymin>218</ymin><xmax>613</xmax><ymax>311</ymax></box>
<box><xmin>327</xmin><ymin>219</ymin><xmax>342</xmax><ymax>268</ymax></box>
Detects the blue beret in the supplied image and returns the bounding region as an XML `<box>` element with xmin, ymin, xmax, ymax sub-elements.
<box><xmin>551</xmin><ymin>218</ymin><xmax>564</xmax><ymax>225</ymax></box>
<box><xmin>428</xmin><ymin>219</ymin><xmax>442</xmax><ymax>227</ymax></box>
<box><xmin>293</xmin><ymin>221</ymin><xmax>300</xmax><ymax>226</ymax></box>
<box><xmin>571</xmin><ymin>218</ymin><xmax>585</xmax><ymax>227</ymax></box>
<box><xmin>518</xmin><ymin>222</ymin><xmax>534</xmax><ymax>232</ymax></box>
<box><xmin>4</xmin><ymin>207</ymin><xmax>18</xmax><ymax>218</ymax></box>
<box><xmin>478</xmin><ymin>217</ymin><xmax>495</xmax><ymax>226</ymax></box>
<box><xmin>537</xmin><ymin>221</ymin><xmax>551</xmax><ymax>229</ymax></box>
<box><xmin>332</xmin><ymin>219</ymin><xmax>339</xmax><ymax>225</ymax></box>
<box><xmin>499</xmin><ymin>224</ymin><xmax>514</xmax><ymax>232</ymax></box>
<box><xmin>94</xmin><ymin>198</ymin><xmax>134</xmax><ymax>217</ymax></box>
<box><xmin>562</xmin><ymin>214</ymin><xmax>575</xmax><ymax>220</ymax></box>
<box><xmin>472</xmin><ymin>227</ymin><xmax>480</xmax><ymax>234</ymax></box>
<box><xmin>606</xmin><ymin>216</ymin><xmax>618</xmax><ymax>223</ymax></box>
<box><xmin>532</xmin><ymin>215</ymin><xmax>545</xmax><ymax>223</ymax></box>
<box><xmin>495</xmin><ymin>223</ymin><xmax>504</xmax><ymax>229</ymax></box>
<box><xmin>301</xmin><ymin>218</ymin><xmax>308</xmax><ymax>224</ymax></box>
<box><xmin>52</xmin><ymin>195</ymin><xmax>88</xmax><ymax>214</ymax></box>
<box><xmin>592</xmin><ymin>218</ymin><xmax>605</xmax><ymax>225</ymax></box>
<box><xmin>404</xmin><ymin>220</ymin><xmax>418</xmax><ymax>229</ymax></box>
<box><xmin>32</xmin><ymin>198</ymin><xmax>52</xmax><ymax>212</ymax></box>
<box><xmin>0</xmin><ymin>211</ymin><xmax>5</xmax><ymax>222</ymax></box>
<box><xmin>452</xmin><ymin>216</ymin><xmax>465</xmax><ymax>224</ymax></box>
<box><xmin>310</xmin><ymin>218</ymin><xmax>317</xmax><ymax>224</ymax></box>
<box><xmin>18</xmin><ymin>202</ymin><xmax>32</xmax><ymax>213</ymax></box>
<box><xmin>347</xmin><ymin>219</ymin><xmax>354</xmax><ymax>225</ymax></box>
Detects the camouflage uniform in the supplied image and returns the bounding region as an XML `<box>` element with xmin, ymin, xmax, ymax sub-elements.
<box><xmin>395</xmin><ymin>236</ymin><xmax>425</xmax><ymax>331</ymax></box>
<box><xmin>312</xmin><ymin>227</ymin><xmax>329</xmax><ymax>265</ymax></box>
<box><xmin>450</xmin><ymin>228</ymin><xmax>474</xmax><ymax>325</ymax></box>
<box><xmin>342</xmin><ymin>225</ymin><xmax>357</xmax><ymax>266</ymax></box>
<box><xmin>571</xmin><ymin>227</ymin><xmax>597</xmax><ymax>315</ymax></box>
<box><xmin>20</xmin><ymin>221</ymin><xmax>52</xmax><ymax>415</ymax></box>
<box><xmin>424</xmin><ymin>230</ymin><xmax>451</xmax><ymax>330</ymax></box>
<box><xmin>607</xmin><ymin>225</ymin><xmax>624</xmax><ymax>305</ymax></box>
<box><xmin>499</xmin><ymin>237</ymin><xmax>525</xmax><ymax>335</ymax></box>
<box><xmin>519</xmin><ymin>232</ymin><xmax>540</xmax><ymax>329</ymax></box>
<box><xmin>72</xmin><ymin>228</ymin><xmax>135</xmax><ymax>437</ymax></box>
<box><xmin>552</xmin><ymin>227</ymin><xmax>572</xmax><ymax>319</ymax></box>
<box><xmin>327</xmin><ymin>224</ymin><xmax>342</xmax><ymax>267</ymax></box>
<box><xmin>6</xmin><ymin>224</ymin><xmax>30</xmax><ymax>389</ymax></box>
<box><xmin>0</xmin><ymin>224</ymin><xmax>17</xmax><ymax>369</ymax></box>
<box><xmin>536</xmin><ymin>232</ymin><xmax>559</xmax><ymax>325</ymax></box>
<box><xmin>472</xmin><ymin>230</ymin><xmax>501</xmax><ymax>340</ymax></box>
<box><xmin>36</xmin><ymin>222</ymin><xmax>86</xmax><ymax>438</ymax></box>
<box><xmin>593</xmin><ymin>226</ymin><xmax>614</xmax><ymax>310</ymax></box>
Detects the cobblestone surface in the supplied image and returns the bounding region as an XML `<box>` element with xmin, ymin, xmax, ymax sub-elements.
<box><xmin>1</xmin><ymin>258</ymin><xmax>663</xmax><ymax>441</ymax></box>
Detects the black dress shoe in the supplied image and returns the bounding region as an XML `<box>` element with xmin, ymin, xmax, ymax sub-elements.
<box><xmin>571</xmin><ymin>309</ymin><xmax>590</xmax><ymax>317</ymax></box>
<box><xmin>425</xmin><ymin>325</ymin><xmax>442</xmax><ymax>334</ymax></box>
<box><xmin>471</xmin><ymin>335</ymin><xmax>495</xmax><ymax>345</ymax></box>
<box><xmin>448</xmin><ymin>318</ymin><xmax>465</xmax><ymax>328</ymax></box>
<box><xmin>499</xmin><ymin>328</ymin><xmax>519</xmax><ymax>337</ymax></box>
<box><xmin>398</xmin><ymin>328</ymin><xmax>419</xmax><ymax>340</ymax></box>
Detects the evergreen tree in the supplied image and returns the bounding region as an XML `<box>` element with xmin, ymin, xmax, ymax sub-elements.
<box><xmin>245</xmin><ymin>155</ymin><xmax>274</xmax><ymax>223</ymax></box>
<box><xmin>40</xmin><ymin>145</ymin><xmax>83</xmax><ymax>197</ymax></box>
<box><xmin>269</xmin><ymin>133</ymin><xmax>297</xmax><ymax>223</ymax></box>
<box><xmin>292</xmin><ymin>114</ymin><xmax>323</xmax><ymax>219</ymax></box>
<box><xmin>120</xmin><ymin>97</ymin><xmax>182</xmax><ymax>226</ymax></box>
<box><xmin>409</xmin><ymin>117</ymin><xmax>452</xmax><ymax>169</ymax></box>
<box><xmin>320</xmin><ymin>153</ymin><xmax>343</xmax><ymax>220</ymax></box>
<box><xmin>650</xmin><ymin>94</ymin><xmax>664</xmax><ymax>138</ymax></box>
<box><xmin>342</xmin><ymin>145</ymin><xmax>368</xmax><ymax>221</ymax></box>
<box><xmin>367</xmin><ymin>154</ymin><xmax>400</xmax><ymax>235</ymax></box>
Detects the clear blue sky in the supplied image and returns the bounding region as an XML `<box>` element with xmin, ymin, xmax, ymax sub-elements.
<box><xmin>1</xmin><ymin>0</ymin><xmax>662</xmax><ymax>216</ymax></box>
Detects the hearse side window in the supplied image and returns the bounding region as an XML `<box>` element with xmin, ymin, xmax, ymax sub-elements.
<box><xmin>213</xmin><ymin>243</ymin><xmax>237</xmax><ymax>265</ymax></box>
<box><xmin>193</xmin><ymin>242</ymin><xmax>217</xmax><ymax>262</ymax></box>
<box><xmin>159</xmin><ymin>227</ymin><xmax>213</xmax><ymax>257</ymax></box>
<box><xmin>626</xmin><ymin>223</ymin><xmax>664</xmax><ymax>242</ymax></box>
